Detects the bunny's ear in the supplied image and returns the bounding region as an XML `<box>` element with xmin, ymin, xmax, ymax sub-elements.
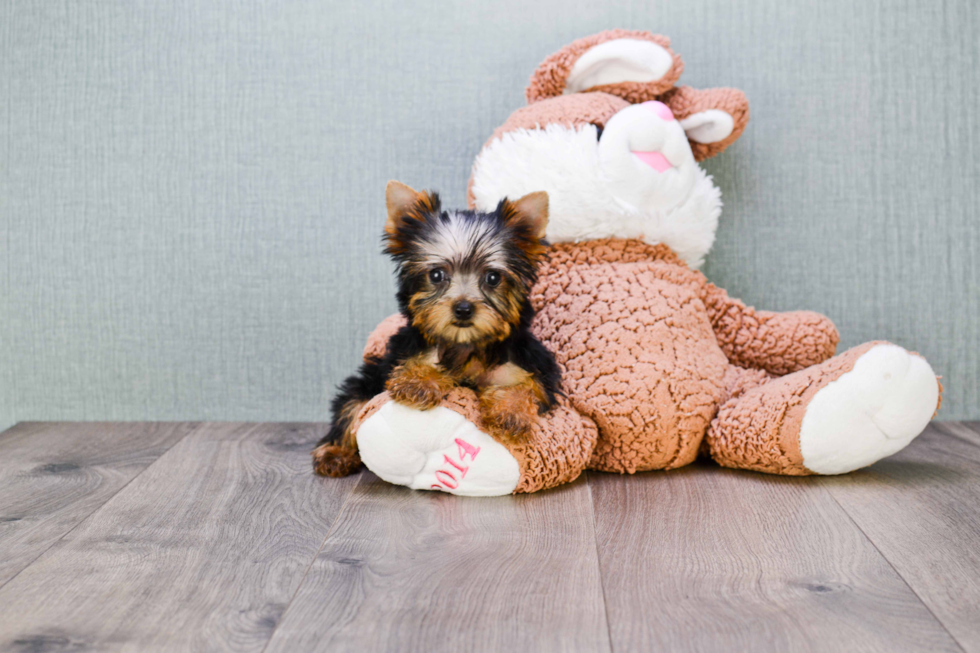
<box><xmin>661</xmin><ymin>86</ymin><xmax>750</xmax><ymax>161</ymax></box>
<box><xmin>526</xmin><ymin>30</ymin><xmax>683</xmax><ymax>104</ymax></box>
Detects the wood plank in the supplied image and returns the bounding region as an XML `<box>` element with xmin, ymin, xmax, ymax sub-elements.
<box><xmin>0</xmin><ymin>423</ymin><xmax>358</xmax><ymax>653</ymax></box>
<box><xmin>590</xmin><ymin>462</ymin><xmax>962</xmax><ymax>652</ymax></box>
<box><xmin>818</xmin><ymin>421</ymin><xmax>980</xmax><ymax>652</ymax></box>
<box><xmin>0</xmin><ymin>422</ymin><xmax>195</xmax><ymax>588</ymax></box>
<box><xmin>264</xmin><ymin>474</ymin><xmax>611</xmax><ymax>653</ymax></box>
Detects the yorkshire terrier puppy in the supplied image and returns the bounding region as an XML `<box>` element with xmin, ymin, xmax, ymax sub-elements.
<box><xmin>312</xmin><ymin>180</ymin><xmax>561</xmax><ymax>477</ymax></box>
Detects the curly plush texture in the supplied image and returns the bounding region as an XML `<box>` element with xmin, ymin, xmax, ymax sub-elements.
<box><xmin>531</xmin><ymin>240</ymin><xmax>730</xmax><ymax>472</ymax></box>
<box><xmin>362</xmin><ymin>313</ymin><xmax>406</xmax><ymax>361</ymax></box>
<box><xmin>526</xmin><ymin>30</ymin><xmax>683</xmax><ymax>104</ymax></box>
<box><xmin>488</xmin><ymin>93</ymin><xmax>628</xmax><ymax>147</ymax></box>
<box><xmin>701</xmin><ymin>283</ymin><xmax>839</xmax><ymax>375</ymax></box>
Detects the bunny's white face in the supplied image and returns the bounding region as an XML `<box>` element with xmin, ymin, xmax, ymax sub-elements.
<box><xmin>598</xmin><ymin>101</ymin><xmax>700</xmax><ymax>210</ymax></box>
<box><xmin>470</xmin><ymin>105</ymin><xmax>726</xmax><ymax>269</ymax></box>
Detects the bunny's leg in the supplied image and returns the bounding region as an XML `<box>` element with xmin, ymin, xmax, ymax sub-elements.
<box><xmin>707</xmin><ymin>343</ymin><xmax>941</xmax><ymax>475</ymax></box>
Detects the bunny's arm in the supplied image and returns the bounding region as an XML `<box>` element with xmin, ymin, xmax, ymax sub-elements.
<box><xmin>362</xmin><ymin>313</ymin><xmax>408</xmax><ymax>361</ymax></box>
<box><xmin>701</xmin><ymin>282</ymin><xmax>839</xmax><ymax>376</ymax></box>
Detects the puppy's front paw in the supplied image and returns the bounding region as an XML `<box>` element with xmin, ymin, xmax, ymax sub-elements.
<box><xmin>483</xmin><ymin>411</ymin><xmax>535</xmax><ymax>444</ymax></box>
<box><xmin>312</xmin><ymin>443</ymin><xmax>361</xmax><ymax>477</ymax></box>
<box><xmin>479</xmin><ymin>386</ymin><xmax>539</xmax><ymax>443</ymax></box>
<box><xmin>386</xmin><ymin>362</ymin><xmax>453</xmax><ymax>410</ymax></box>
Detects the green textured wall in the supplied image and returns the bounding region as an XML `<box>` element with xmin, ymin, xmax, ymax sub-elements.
<box><xmin>2</xmin><ymin>0</ymin><xmax>977</xmax><ymax>430</ymax></box>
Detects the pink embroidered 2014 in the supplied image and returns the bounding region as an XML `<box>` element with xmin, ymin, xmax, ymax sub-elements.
<box><xmin>431</xmin><ymin>438</ymin><xmax>481</xmax><ymax>490</ymax></box>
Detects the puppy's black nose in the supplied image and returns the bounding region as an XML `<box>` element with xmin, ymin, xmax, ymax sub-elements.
<box><xmin>453</xmin><ymin>300</ymin><xmax>474</xmax><ymax>321</ymax></box>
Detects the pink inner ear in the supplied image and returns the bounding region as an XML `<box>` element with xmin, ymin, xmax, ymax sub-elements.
<box><xmin>642</xmin><ymin>100</ymin><xmax>675</xmax><ymax>121</ymax></box>
<box><xmin>632</xmin><ymin>151</ymin><xmax>673</xmax><ymax>173</ymax></box>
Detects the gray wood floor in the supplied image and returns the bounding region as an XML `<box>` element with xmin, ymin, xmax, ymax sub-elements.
<box><xmin>0</xmin><ymin>421</ymin><xmax>977</xmax><ymax>653</ymax></box>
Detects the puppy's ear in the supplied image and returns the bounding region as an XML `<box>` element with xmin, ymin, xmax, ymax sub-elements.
<box><xmin>500</xmin><ymin>191</ymin><xmax>549</xmax><ymax>261</ymax></box>
<box><xmin>384</xmin><ymin>180</ymin><xmax>440</xmax><ymax>255</ymax></box>
<box><xmin>386</xmin><ymin>181</ymin><xmax>420</xmax><ymax>234</ymax></box>
<box><xmin>509</xmin><ymin>191</ymin><xmax>549</xmax><ymax>240</ymax></box>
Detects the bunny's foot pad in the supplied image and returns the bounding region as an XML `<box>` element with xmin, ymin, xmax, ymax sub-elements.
<box><xmin>357</xmin><ymin>400</ymin><xmax>521</xmax><ymax>496</ymax></box>
<box><xmin>800</xmin><ymin>344</ymin><xmax>940</xmax><ymax>474</ymax></box>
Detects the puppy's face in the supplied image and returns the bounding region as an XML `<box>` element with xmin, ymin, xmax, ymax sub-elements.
<box><xmin>384</xmin><ymin>181</ymin><xmax>548</xmax><ymax>346</ymax></box>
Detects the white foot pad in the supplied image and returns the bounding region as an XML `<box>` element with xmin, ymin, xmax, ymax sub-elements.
<box><xmin>800</xmin><ymin>344</ymin><xmax>939</xmax><ymax>474</ymax></box>
<box><xmin>357</xmin><ymin>401</ymin><xmax>521</xmax><ymax>496</ymax></box>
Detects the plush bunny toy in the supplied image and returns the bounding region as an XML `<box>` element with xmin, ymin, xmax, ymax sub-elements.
<box><xmin>345</xmin><ymin>30</ymin><xmax>942</xmax><ymax>496</ymax></box>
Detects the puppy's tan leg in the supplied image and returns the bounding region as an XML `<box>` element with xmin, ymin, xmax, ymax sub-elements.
<box><xmin>479</xmin><ymin>363</ymin><xmax>547</xmax><ymax>443</ymax></box>
<box><xmin>312</xmin><ymin>443</ymin><xmax>361</xmax><ymax>477</ymax></box>
<box><xmin>386</xmin><ymin>352</ymin><xmax>455</xmax><ymax>410</ymax></box>
<box><xmin>312</xmin><ymin>399</ymin><xmax>364</xmax><ymax>477</ymax></box>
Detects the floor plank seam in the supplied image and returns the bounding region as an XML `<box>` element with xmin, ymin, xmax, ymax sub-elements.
<box><xmin>0</xmin><ymin>422</ymin><xmax>200</xmax><ymax>594</ymax></box>
<box><xmin>819</xmin><ymin>484</ymin><xmax>968</xmax><ymax>653</ymax></box>
<box><xmin>585</xmin><ymin>471</ymin><xmax>617</xmax><ymax>653</ymax></box>
<box><xmin>258</xmin><ymin>471</ymin><xmax>364</xmax><ymax>653</ymax></box>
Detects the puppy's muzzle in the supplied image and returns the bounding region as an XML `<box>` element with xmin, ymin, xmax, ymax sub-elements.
<box><xmin>452</xmin><ymin>300</ymin><xmax>475</xmax><ymax>321</ymax></box>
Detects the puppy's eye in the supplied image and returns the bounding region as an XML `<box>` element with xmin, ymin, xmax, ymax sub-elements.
<box><xmin>428</xmin><ymin>268</ymin><xmax>446</xmax><ymax>284</ymax></box>
<box><xmin>484</xmin><ymin>270</ymin><xmax>501</xmax><ymax>287</ymax></box>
